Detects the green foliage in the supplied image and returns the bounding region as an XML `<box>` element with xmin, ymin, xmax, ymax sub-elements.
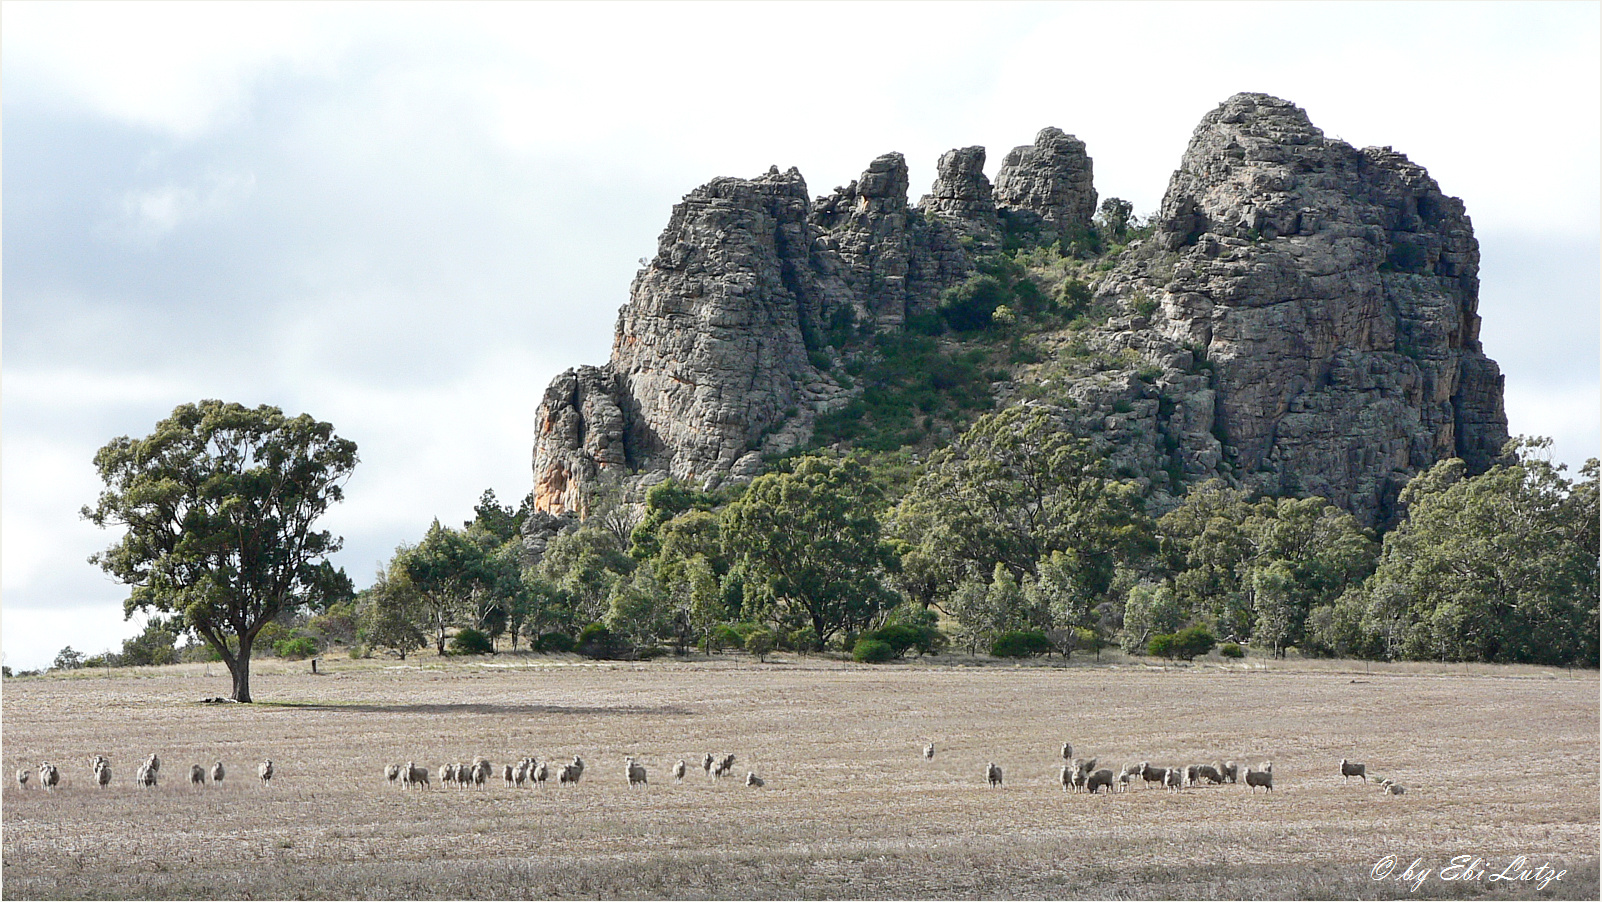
<box><xmin>722</xmin><ymin>455</ymin><xmax>898</xmax><ymax>644</ymax></box>
<box><xmin>744</xmin><ymin>628</ymin><xmax>777</xmax><ymax>662</ymax></box>
<box><xmin>538</xmin><ymin>526</ymin><xmax>636</xmax><ymax>625</ymax></box>
<box><xmin>991</xmin><ymin>629</ymin><xmax>1051</xmax><ymax>658</ymax></box>
<box><xmin>81</xmin><ymin>400</ymin><xmax>357</xmax><ymax>702</ymax></box>
<box><xmin>53</xmin><ymin>647</ymin><xmax>85</xmax><ymax>671</ymax></box>
<box><xmin>1219</xmin><ymin>642</ymin><xmax>1245</xmax><ymax>659</ymax></box>
<box><xmin>852</xmin><ymin>638</ymin><xmax>896</xmax><ymax>663</ymax></box>
<box><xmin>447</xmin><ymin>628</ymin><xmax>494</xmax><ymax>655</ymax></box>
<box><xmin>707</xmin><ymin>623</ymin><xmax>744</xmax><ymax>654</ymax></box>
<box><xmin>1172</xmin><ymin>625</ymin><xmax>1216</xmax><ymax>661</ymax></box>
<box><xmin>1358</xmin><ymin>443</ymin><xmax>1598</xmax><ymax>665</ymax></box>
<box><xmin>117</xmin><ymin>617</ymin><xmax>181</xmax><ymax>667</ymax></box>
<box><xmin>787</xmin><ymin>625</ymin><xmax>820</xmax><ymax>654</ymax></box>
<box><xmin>274</xmin><ymin>636</ymin><xmax>319</xmax><ymax>660</ymax></box>
<box><xmin>1120</xmin><ymin>583</ymin><xmax>1181</xmax><ymax>653</ymax></box>
<box><xmin>306</xmin><ymin>602</ymin><xmax>360</xmax><ymax>648</ymax></box>
<box><xmin>532</xmin><ymin>632</ymin><xmax>575</xmax><ymax>653</ymax></box>
<box><xmin>359</xmin><ymin>566</ymin><xmax>426</xmax><ymax>660</ymax></box>
<box><xmin>1147</xmin><ymin>633</ymin><xmax>1178</xmax><ymax>659</ymax></box>
<box><xmin>1073</xmin><ymin>626</ymin><xmax>1106</xmax><ymax>659</ymax></box>
<box><xmin>576</xmin><ymin>622</ymin><xmax>622</xmax><ymax>659</ymax></box>
<box><xmin>810</xmin><ymin>331</ymin><xmax>993</xmax><ymax>452</ymax></box>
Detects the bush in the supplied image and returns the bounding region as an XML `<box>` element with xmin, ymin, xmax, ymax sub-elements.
<box><xmin>991</xmin><ymin>630</ymin><xmax>1052</xmax><ymax>658</ymax></box>
<box><xmin>708</xmin><ymin>624</ymin><xmax>744</xmax><ymax>654</ymax></box>
<box><xmin>1173</xmin><ymin>626</ymin><xmax>1217</xmax><ymax>661</ymax></box>
<box><xmin>1219</xmin><ymin>642</ymin><xmax>1245</xmax><ymax>659</ymax></box>
<box><xmin>576</xmin><ymin>623</ymin><xmax>620</xmax><ymax>659</ymax></box>
<box><xmin>744</xmin><ymin>629</ymin><xmax>777</xmax><ymax>663</ymax></box>
<box><xmin>853</xmin><ymin>638</ymin><xmax>896</xmax><ymax>663</ymax></box>
<box><xmin>865</xmin><ymin>624</ymin><xmax>921</xmax><ymax>658</ymax></box>
<box><xmin>1147</xmin><ymin>633</ymin><xmax>1177</xmax><ymax>659</ymax></box>
<box><xmin>347</xmin><ymin>644</ymin><xmax>368</xmax><ymax>660</ymax></box>
<box><xmin>787</xmin><ymin>626</ymin><xmax>820</xmax><ymax>655</ymax></box>
<box><xmin>633</xmin><ymin>645</ymin><xmax>668</xmax><ymax>661</ymax></box>
<box><xmin>274</xmin><ymin>636</ymin><xmax>319</xmax><ymax>660</ymax></box>
<box><xmin>448</xmin><ymin>628</ymin><xmax>494</xmax><ymax>656</ymax></box>
<box><xmin>533</xmin><ymin>632</ymin><xmax>575</xmax><ymax>654</ymax></box>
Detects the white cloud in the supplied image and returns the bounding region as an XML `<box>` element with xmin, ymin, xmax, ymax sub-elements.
<box><xmin>115</xmin><ymin>171</ymin><xmax>257</xmax><ymax>244</ymax></box>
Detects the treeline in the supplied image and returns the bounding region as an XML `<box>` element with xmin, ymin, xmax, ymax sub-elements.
<box><xmin>360</xmin><ymin>412</ymin><xmax>1598</xmax><ymax>668</ymax></box>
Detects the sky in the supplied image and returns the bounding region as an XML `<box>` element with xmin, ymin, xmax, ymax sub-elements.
<box><xmin>3</xmin><ymin>1</ymin><xmax>1598</xmax><ymax>672</ymax></box>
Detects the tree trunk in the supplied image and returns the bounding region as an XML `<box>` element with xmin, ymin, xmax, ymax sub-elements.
<box><xmin>231</xmin><ymin>634</ymin><xmax>254</xmax><ymax>703</ymax></box>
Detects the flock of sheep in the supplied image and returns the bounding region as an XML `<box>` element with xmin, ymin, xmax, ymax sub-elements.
<box><xmin>383</xmin><ymin>751</ymin><xmax>767</xmax><ymax>791</ymax></box>
<box><xmin>928</xmin><ymin>742</ymin><xmax>1406</xmax><ymax>797</ymax></box>
<box><xmin>16</xmin><ymin>754</ymin><xmax>275</xmax><ymax>791</ymax></box>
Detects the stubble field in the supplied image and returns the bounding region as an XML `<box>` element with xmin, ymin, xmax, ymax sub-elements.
<box><xmin>2</xmin><ymin>655</ymin><xmax>1596</xmax><ymax>900</ymax></box>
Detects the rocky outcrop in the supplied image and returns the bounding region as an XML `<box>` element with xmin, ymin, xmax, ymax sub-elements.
<box><xmin>993</xmin><ymin>127</ymin><xmax>1097</xmax><ymax>241</ymax></box>
<box><xmin>919</xmin><ymin>146</ymin><xmax>1000</xmax><ymax>251</ymax></box>
<box><xmin>1085</xmin><ymin>92</ymin><xmax>1508</xmax><ymax>524</ymax></box>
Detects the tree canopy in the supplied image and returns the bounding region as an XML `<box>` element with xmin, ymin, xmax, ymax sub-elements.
<box><xmin>82</xmin><ymin>400</ymin><xmax>357</xmax><ymax>701</ymax></box>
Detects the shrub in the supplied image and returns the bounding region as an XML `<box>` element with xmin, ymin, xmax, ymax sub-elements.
<box><xmin>1147</xmin><ymin>633</ymin><xmax>1178</xmax><ymax>659</ymax></box>
<box><xmin>576</xmin><ymin>623</ymin><xmax>619</xmax><ymax>659</ymax></box>
<box><xmin>1173</xmin><ymin>625</ymin><xmax>1217</xmax><ymax>661</ymax></box>
<box><xmin>533</xmin><ymin>632</ymin><xmax>575</xmax><ymax>654</ymax></box>
<box><xmin>448</xmin><ymin>629</ymin><xmax>494</xmax><ymax>656</ymax></box>
<box><xmin>865</xmin><ymin>624</ymin><xmax>921</xmax><ymax>658</ymax></box>
<box><xmin>347</xmin><ymin>644</ymin><xmax>368</xmax><ymax>660</ymax></box>
<box><xmin>787</xmin><ymin>626</ymin><xmax>820</xmax><ymax>655</ymax></box>
<box><xmin>1219</xmin><ymin>642</ymin><xmax>1245</xmax><ymax>659</ymax></box>
<box><xmin>744</xmin><ymin>629</ymin><xmax>777</xmax><ymax>663</ymax></box>
<box><xmin>708</xmin><ymin>624</ymin><xmax>744</xmax><ymax>654</ymax></box>
<box><xmin>633</xmin><ymin>645</ymin><xmax>668</xmax><ymax>661</ymax></box>
<box><xmin>853</xmin><ymin>638</ymin><xmax>896</xmax><ymax>663</ymax></box>
<box><xmin>274</xmin><ymin>636</ymin><xmax>319</xmax><ymax>660</ymax></box>
<box><xmin>991</xmin><ymin>630</ymin><xmax>1052</xmax><ymax>658</ymax></box>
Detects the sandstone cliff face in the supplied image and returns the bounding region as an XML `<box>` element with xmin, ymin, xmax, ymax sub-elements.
<box><xmin>1086</xmin><ymin>92</ymin><xmax>1507</xmax><ymax>524</ymax></box>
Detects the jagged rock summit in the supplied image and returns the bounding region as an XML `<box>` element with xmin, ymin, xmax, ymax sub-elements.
<box><xmin>531</xmin><ymin>93</ymin><xmax>1507</xmax><ymax>526</ymax></box>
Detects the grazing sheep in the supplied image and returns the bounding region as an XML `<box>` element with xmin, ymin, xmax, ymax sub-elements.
<box><xmin>16</xmin><ymin>768</ymin><xmax>30</xmax><ymax>790</ymax></box>
<box><xmin>512</xmin><ymin>759</ymin><xmax>530</xmax><ymax>787</ymax></box>
<box><xmin>985</xmin><ymin>762</ymin><xmax>1003</xmax><ymax>788</ymax></box>
<box><xmin>745</xmin><ymin>772</ymin><xmax>764</xmax><ymax>788</ymax></box>
<box><xmin>1059</xmin><ymin>765</ymin><xmax>1073</xmax><ymax>791</ymax></box>
<box><xmin>702</xmin><ymin>753</ymin><xmax>715</xmax><ymax>777</ymax></box>
<box><xmin>145</xmin><ymin>753</ymin><xmax>162</xmax><ymax>775</ymax></box>
<box><xmin>1192</xmin><ymin>764</ymin><xmax>1225</xmax><ymax>785</ymax></box>
<box><xmin>556</xmin><ymin>764</ymin><xmax>576</xmax><ymax>786</ymax></box>
<box><xmin>503</xmin><ymin>764</ymin><xmax>516</xmax><ymax>787</ymax></box>
<box><xmin>439</xmin><ymin>763</ymin><xmax>456</xmax><ymax>786</ymax></box>
<box><xmin>1139</xmin><ymin>762</ymin><xmax>1167</xmax><ymax>789</ymax></box>
<box><xmin>569</xmin><ymin>756</ymin><xmax>585</xmax><ymax>783</ymax></box>
<box><xmin>471</xmin><ymin>758</ymin><xmax>491</xmax><ymax>788</ymax></box>
<box><xmin>923</xmin><ymin>743</ymin><xmax>935</xmax><ymax>760</ymax></box>
<box><xmin>1164</xmin><ymin>766</ymin><xmax>1183</xmax><ymax>790</ymax></box>
<box><xmin>712</xmin><ymin>754</ymin><xmax>735</xmax><ymax>780</ymax></box>
<box><xmin>532</xmin><ymin>759</ymin><xmax>549</xmax><ymax>786</ymax></box>
<box><xmin>1116</xmin><ymin>768</ymin><xmax>1135</xmax><ymax>792</ymax></box>
<box><xmin>1220</xmin><ymin>760</ymin><xmax>1239</xmax><ymax>783</ymax></box>
<box><xmin>135</xmin><ymin>761</ymin><xmax>157</xmax><ymax>788</ymax></box>
<box><xmin>39</xmin><ymin>762</ymin><xmax>60</xmax><ymax>791</ymax></box>
<box><xmin>626</xmin><ymin>757</ymin><xmax>647</xmax><ymax>787</ymax></box>
<box><xmin>672</xmin><ymin>759</ymin><xmax>687</xmax><ymax>782</ymax></box>
<box><xmin>1381</xmin><ymin>779</ymin><xmax>1406</xmax><ymax>796</ymax></box>
<box><xmin>258</xmin><ymin>759</ymin><xmax>274</xmax><ymax>785</ymax></box>
<box><xmin>386</xmin><ymin>763</ymin><xmax>402</xmax><ymax>785</ymax></box>
<box><xmin>1062</xmin><ymin>742</ymin><xmax>1073</xmax><ymax>760</ymax></box>
<box><xmin>96</xmin><ymin>762</ymin><xmax>113</xmax><ymax>788</ymax></box>
<box><xmin>190</xmin><ymin>764</ymin><xmax>207</xmax><ymax>786</ymax></box>
<box><xmin>403</xmin><ymin>762</ymin><xmax>429</xmax><ymax>789</ymax></box>
<box><xmin>211</xmin><ymin>761</ymin><xmax>225</xmax><ymax>784</ymax></box>
<box><xmin>1340</xmin><ymin>758</ymin><xmax>1367</xmax><ymax>783</ymax></box>
<box><xmin>1244</xmin><ymin>762</ymin><xmax>1273</xmax><ymax>792</ymax></box>
<box><xmin>1086</xmin><ymin>768</ymin><xmax>1116</xmax><ymax>794</ymax></box>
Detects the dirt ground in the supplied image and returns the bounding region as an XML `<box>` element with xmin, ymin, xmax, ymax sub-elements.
<box><xmin>2</xmin><ymin>654</ymin><xmax>1596</xmax><ymax>899</ymax></box>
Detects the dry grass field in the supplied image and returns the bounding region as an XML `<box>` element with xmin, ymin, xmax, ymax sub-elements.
<box><xmin>2</xmin><ymin>654</ymin><xmax>1597</xmax><ymax>900</ymax></box>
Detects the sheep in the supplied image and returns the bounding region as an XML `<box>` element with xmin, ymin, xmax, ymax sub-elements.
<box><xmin>512</xmin><ymin>759</ymin><xmax>530</xmax><ymax>787</ymax></box>
<box><xmin>1139</xmin><ymin>762</ymin><xmax>1167</xmax><ymax>789</ymax></box>
<box><xmin>712</xmin><ymin>754</ymin><xmax>735</xmax><ymax>780</ymax></box>
<box><xmin>1059</xmin><ymin>765</ymin><xmax>1073</xmax><ymax>791</ymax></box>
<box><xmin>745</xmin><ymin>772</ymin><xmax>764</xmax><ymax>788</ymax></box>
<box><xmin>626</xmin><ymin>757</ymin><xmax>647</xmax><ymax>787</ymax></box>
<box><xmin>1340</xmin><ymin>758</ymin><xmax>1367</xmax><ymax>783</ymax></box>
<box><xmin>923</xmin><ymin>743</ymin><xmax>935</xmax><ymax>760</ymax></box>
<box><xmin>569</xmin><ymin>756</ymin><xmax>585</xmax><ymax>783</ymax></box>
<box><xmin>532</xmin><ymin>759</ymin><xmax>549</xmax><ymax>787</ymax></box>
<box><xmin>1062</xmin><ymin>742</ymin><xmax>1073</xmax><ymax>760</ymax></box>
<box><xmin>258</xmin><ymin>759</ymin><xmax>274</xmax><ymax>785</ymax></box>
<box><xmin>1381</xmin><ymin>779</ymin><xmax>1406</xmax><ymax>796</ymax></box>
<box><xmin>556</xmin><ymin>764</ymin><xmax>576</xmax><ymax>786</ymax></box>
<box><xmin>16</xmin><ymin>768</ymin><xmax>30</xmax><ymax>790</ymax></box>
<box><xmin>502</xmin><ymin>763</ymin><xmax>516</xmax><ymax>787</ymax></box>
<box><xmin>402</xmin><ymin>762</ymin><xmax>430</xmax><ymax>789</ymax></box>
<box><xmin>471</xmin><ymin>758</ymin><xmax>491</xmax><ymax>788</ymax></box>
<box><xmin>135</xmin><ymin>761</ymin><xmax>157</xmax><ymax>788</ymax></box>
<box><xmin>985</xmin><ymin>762</ymin><xmax>1003</xmax><ymax>788</ymax></box>
<box><xmin>145</xmin><ymin>753</ymin><xmax>161</xmax><ymax>774</ymax></box>
<box><xmin>96</xmin><ymin>762</ymin><xmax>113</xmax><ymax>788</ymax></box>
<box><xmin>1244</xmin><ymin>762</ymin><xmax>1273</xmax><ymax>792</ymax></box>
<box><xmin>1191</xmin><ymin>764</ymin><xmax>1225</xmax><ymax>785</ymax></box>
<box><xmin>1070</xmin><ymin>763</ymin><xmax>1090</xmax><ymax>792</ymax></box>
<box><xmin>672</xmin><ymin>759</ymin><xmax>687</xmax><ymax>782</ymax></box>
<box><xmin>1073</xmin><ymin>756</ymin><xmax>1097</xmax><ymax>773</ymax></box>
<box><xmin>1164</xmin><ymin>766</ymin><xmax>1183</xmax><ymax>790</ymax></box>
<box><xmin>1220</xmin><ymin>760</ymin><xmax>1239</xmax><ymax>784</ymax></box>
<box><xmin>702</xmin><ymin>753</ymin><xmax>715</xmax><ymax>777</ymax></box>
<box><xmin>211</xmin><ymin>761</ymin><xmax>225</xmax><ymax>784</ymax></box>
<box><xmin>39</xmin><ymin>762</ymin><xmax>60</xmax><ymax>791</ymax></box>
<box><xmin>439</xmin><ymin>763</ymin><xmax>457</xmax><ymax>786</ymax></box>
<box><xmin>190</xmin><ymin>764</ymin><xmax>207</xmax><ymax>787</ymax></box>
<box><xmin>1116</xmin><ymin>767</ymin><xmax>1135</xmax><ymax>792</ymax></box>
<box><xmin>387</xmin><ymin>763</ymin><xmax>402</xmax><ymax>785</ymax></box>
<box><xmin>1086</xmin><ymin>768</ymin><xmax>1116</xmax><ymax>794</ymax></box>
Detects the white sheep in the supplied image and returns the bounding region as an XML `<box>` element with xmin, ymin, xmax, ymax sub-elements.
<box><xmin>190</xmin><ymin>764</ymin><xmax>207</xmax><ymax>787</ymax></box>
<box><xmin>470</xmin><ymin>758</ymin><xmax>491</xmax><ymax>788</ymax></box>
<box><xmin>985</xmin><ymin>762</ymin><xmax>1003</xmax><ymax>788</ymax></box>
<box><xmin>702</xmin><ymin>753</ymin><xmax>715</xmax><ymax>777</ymax></box>
<box><xmin>923</xmin><ymin>743</ymin><xmax>935</xmax><ymax>760</ymax></box>
<box><xmin>712</xmin><ymin>754</ymin><xmax>735</xmax><ymax>780</ymax></box>
<box><xmin>439</xmin><ymin>763</ymin><xmax>456</xmax><ymax>786</ymax></box>
<box><xmin>512</xmin><ymin>758</ymin><xmax>530</xmax><ymax>787</ymax></box>
<box><xmin>211</xmin><ymin>761</ymin><xmax>226</xmax><ymax>784</ymax></box>
<box><xmin>1164</xmin><ymin>766</ymin><xmax>1183</xmax><ymax>790</ymax></box>
<box><xmin>386</xmin><ymin>763</ymin><xmax>402</xmax><ymax>785</ymax></box>
<box><xmin>556</xmin><ymin>764</ymin><xmax>576</xmax><ymax>786</ymax></box>
<box><xmin>1191</xmin><ymin>764</ymin><xmax>1225</xmax><ymax>785</ymax></box>
<box><xmin>135</xmin><ymin>761</ymin><xmax>157</xmax><ymax>788</ymax></box>
<box><xmin>96</xmin><ymin>761</ymin><xmax>113</xmax><ymax>788</ymax></box>
<box><xmin>1340</xmin><ymin>758</ymin><xmax>1367</xmax><ymax>783</ymax></box>
<box><xmin>1244</xmin><ymin>762</ymin><xmax>1273</xmax><ymax>792</ymax></box>
<box><xmin>745</xmin><ymin>772</ymin><xmax>764</xmax><ymax>788</ymax></box>
<box><xmin>1062</xmin><ymin>742</ymin><xmax>1073</xmax><ymax>760</ymax></box>
<box><xmin>16</xmin><ymin>768</ymin><xmax>30</xmax><ymax>790</ymax></box>
<box><xmin>532</xmin><ymin>759</ymin><xmax>549</xmax><ymax>786</ymax></box>
<box><xmin>1220</xmin><ymin>760</ymin><xmax>1239</xmax><ymax>783</ymax></box>
<box><xmin>144</xmin><ymin>754</ymin><xmax>162</xmax><ymax>777</ymax></box>
<box><xmin>403</xmin><ymin>761</ymin><xmax>430</xmax><ymax>789</ymax></box>
<box><xmin>258</xmin><ymin>759</ymin><xmax>274</xmax><ymax>785</ymax></box>
<box><xmin>672</xmin><ymin>759</ymin><xmax>687</xmax><ymax>782</ymax></box>
<box><xmin>626</xmin><ymin>757</ymin><xmax>647</xmax><ymax>787</ymax></box>
<box><xmin>38</xmin><ymin>762</ymin><xmax>60</xmax><ymax>791</ymax></box>
<box><xmin>1059</xmin><ymin>764</ymin><xmax>1073</xmax><ymax>791</ymax></box>
<box><xmin>1116</xmin><ymin>768</ymin><xmax>1135</xmax><ymax>792</ymax></box>
<box><xmin>1381</xmin><ymin>779</ymin><xmax>1406</xmax><ymax>796</ymax></box>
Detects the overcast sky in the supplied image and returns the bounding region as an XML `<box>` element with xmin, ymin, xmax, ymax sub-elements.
<box><xmin>3</xmin><ymin>1</ymin><xmax>1597</xmax><ymax>672</ymax></box>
